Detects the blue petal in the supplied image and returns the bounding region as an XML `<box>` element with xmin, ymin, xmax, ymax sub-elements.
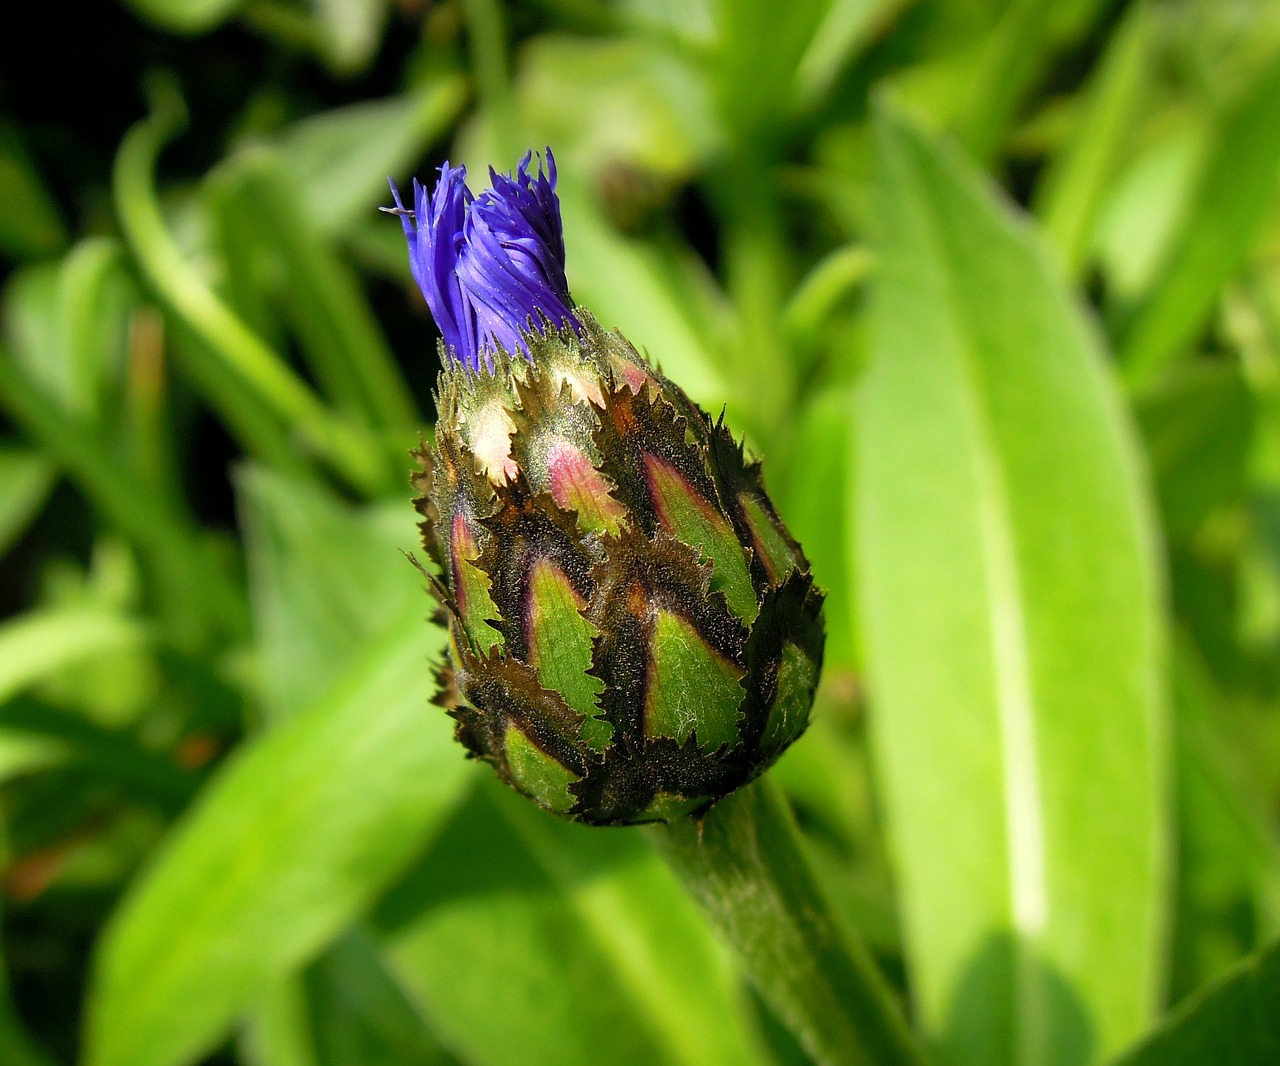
<box><xmin>391</xmin><ymin>148</ymin><xmax>581</xmax><ymax>373</ymax></box>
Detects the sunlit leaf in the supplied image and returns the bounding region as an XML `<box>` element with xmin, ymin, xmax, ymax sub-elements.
<box><xmin>0</xmin><ymin>446</ymin><xmax>55</xmax><ymax>560</ymax></box>
<box><xmin>0</xmin><ymin>607</ymin><xmax>149</xmax><ymax>707</ymax></box>
<box><xmin>373</xmin><ymin>780</ymin><xmax>766</xmax><ymax>1066</ymax></box>
<box><xmin>1119</xmin><ymin>53</ymin><xmax>1280</xmax><ymax>385</ymax></box>
<box><xmin>856</xmin><ymin>105</ymin><xmax>1167</xmax><ymax>1066</ymax></box>
<box><xmin>83</xmin><ymin>607</ymin><xmax>470</xmax><ymax>1066</ymax></box>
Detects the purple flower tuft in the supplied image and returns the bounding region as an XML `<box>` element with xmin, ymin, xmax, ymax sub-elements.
<box><xmin>388</xmin><ymin>149</ymin><xmax>580</xmax><ymax>373</ymax></box>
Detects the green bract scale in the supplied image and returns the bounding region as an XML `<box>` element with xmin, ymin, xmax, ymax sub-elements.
<box><xmin>392</xmin><ymin>152</ymin><xmax>824</xmax><ymax>825</ymax></box>
<box><xmin>416</xmin><ymin>317</ymin><xmax>824</xmax><ymax>824</ymax></box>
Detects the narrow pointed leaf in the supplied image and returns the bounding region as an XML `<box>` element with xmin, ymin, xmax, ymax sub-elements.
<box><xmin>1119</xmin><ymin>54</ymin><xmax>1280</xmax><ymax>385</ymax></box>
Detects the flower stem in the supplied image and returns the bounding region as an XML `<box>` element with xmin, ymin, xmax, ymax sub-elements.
<box><xmin>650</xmin><ymin>779</ymin><xmax>925</xmax><ymax>1066</ymax></box>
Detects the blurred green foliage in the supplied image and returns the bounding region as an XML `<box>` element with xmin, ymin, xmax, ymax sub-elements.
<box><xmin>1</xmin><ymin>0</ymin><xmax>1280</xmax><ymax>1064</ymax></box>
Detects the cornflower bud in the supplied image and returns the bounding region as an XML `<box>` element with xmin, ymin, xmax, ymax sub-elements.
<box><xmin>389</xmin><ymin>150</ymin><xmax>823</xmax><ymax>825</ymax></box>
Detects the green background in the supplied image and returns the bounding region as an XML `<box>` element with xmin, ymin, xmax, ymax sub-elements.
<box><xmin>2</xmin><ymin>0</ymin><xmax>1280</xmax><ymax>1063</ymax></box>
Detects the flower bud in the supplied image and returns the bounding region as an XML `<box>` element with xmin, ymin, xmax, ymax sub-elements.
<box><xmin>390</xmin><ymin>151</ymin><xmax>823</xmax><ymax>825</ymax></box>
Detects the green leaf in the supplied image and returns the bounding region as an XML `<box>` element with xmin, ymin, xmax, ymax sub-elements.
<box><xmin>856</xmin><ymin>106</ymin><xmax>1167</xmax><ymax>1066</ymax></box>
<box><xmin>517</xmin><ymin>36</ymin><xmax>720</xmax><ymax>180</ymax></box>
<box><xmin>1112</xmin><ymin>939</ymin><xmax>1280</xmax><ymax>1066</ymax></box>
<box><xmin>239</xmin><ymin>979</ymin><xmax>318</xmax><ymax>1066</ymax></box>
<box><xmin>1034</xmin><ymin>1</ymin><xmax>1152</xmax><ymax>279</ymax></box>
<box><xmin>83</xmin><ymin>605</ymin><xmax>471</xmax><ymax>1066</ymax></box>
<box><xmin>114</xmin><ymin>85</ymin><xmax>392</xmax><ymax>497</ymax></box>
<box><xmin>0</xmin><ymin>124</ymin><xmax>67</xmax><ymax>260</ymax></box>
<box><xmin>773</xmin><ymin>382</ymin><xmax>858</xmax><ymax>670</ymax></box>
<box><xmin>559</xmin><ymin>183</ymin><xmax>729</xmax><ymax>407</ymax></box>
<box><xmin>209</xmin><ymin>157</ymin><xmax>417</xmax><ymax>432</ymax></box>
<box><xmin>0</xmin><ymin>606</ymin><xmax>149</xmax><ymax>707</ymax></box>
<box><xmin>792</xmin><ymin>0</ymin><xmax>909</xmax><ymax>113</ymax></box>
<box><xmin>1119</xmin><ymin>52</ymin><xmax>1280</xmax><ymax>386</ymax></box>
<box><xmin>0</xmin><ymin>446</ymin><xmax>55</xmax><ymax>560</ymax></box>
<box><xmin>709</xmin><ymin>0</ymin><xmax>827</xmax><ymax>137</ymax></box>
<box><xmin>280</xmin><ymin>83</ymin><xmax>467</xmax><ymax>239</ymax></box>
<box><xmin>120</xmin><ymin>0</ymin><xmax>243</xmax><ymax>33</ymax></box>
<box><xmin>301</xmin><ymin>929</ymin><xmax>457</xmax><ymax>1066</ymax></box>
<box><xmin>2</xmin><ymin>239</ymin><xmax>135</xmax><ymax>423</ymax></box>
<box><xmin>1134</xmin><ymin>362</ymin><xmax>1253</xmax><ymax>542</ymax></box>
<box><xmin>0</xmin><ymin>698</ymin><xmax>195</xmax><ymax>803</ymax></box>
<box><xmin>374</xmin><ymin>778</ymin><xmax>766</xmax><ymax>1066</ymax></box>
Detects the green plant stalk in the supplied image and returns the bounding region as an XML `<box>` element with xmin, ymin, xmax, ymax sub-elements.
<box><xmin>650</xmin><ymin>779</ymin><xmax>925</xmax><ymax>1066</ymax></box>
<box><xmin>113</xmin><ymin>81</ymin><xmax>393</xmax><ymax>497</ymax></box>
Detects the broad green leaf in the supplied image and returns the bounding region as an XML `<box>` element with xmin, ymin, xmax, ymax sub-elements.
<box><xmin>374</xmin><ymin>779</ymin><xmax>766</xmax><ymax>1066</ymax></box>
<box><xmin>83</xmin><ymin>605</ymin><xmax>470</xmax><ymax>1066</ymax></box>
<box><xmin>1112</xmin><ymin>939</ymin><xmax>1280</xmax><ymax>1066</ymax></box>
<box><xmin>1119</xmin><ymin>53</ymin><xmax>1280</xmax><ymax>385</ymax></box>
<box><xmin>856</xmin><ymin>107</ymin><xmax>1167</xmax><ymax>1066</ymax></box>
<box><xmin>0</xmin><ymin>446</ymin><xmax>55</xmax><ymax>559</ymax></box>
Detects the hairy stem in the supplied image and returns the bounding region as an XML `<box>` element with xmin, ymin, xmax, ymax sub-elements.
<box><xmin>650</xmin><ymin>779</ymin><xmax>925</xmax><ymax>1066</ymax></box>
